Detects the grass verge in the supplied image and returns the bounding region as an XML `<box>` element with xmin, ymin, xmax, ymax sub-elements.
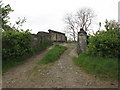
<box><xmin>2</xmin><ymin>53</ymin><xmax>33</xmax><ymax>74</ymax></box>
<box><xmin>38</xmin><ymin>45</ymin><xmax>68</xmax><ymax>64</ymax></box>
<box><xmin>73</xmin><ymin>52</ymin><xmax>118</xmax><ymax>80</ymax></box>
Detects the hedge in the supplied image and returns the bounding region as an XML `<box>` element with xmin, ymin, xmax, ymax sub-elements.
<box><xmin>87</xmin><ymin>28</ymin><xmax>120</xmax><ymax>58</ymax></box>
<box><xmin>2</xmin><ymin>30</ymin><xmax>52</xmax><ymax>73</ymax></box>
<box><xmin>2</xmin><ymin>30</ymin><xmax>33</xmax><ymax>61</ymax></box>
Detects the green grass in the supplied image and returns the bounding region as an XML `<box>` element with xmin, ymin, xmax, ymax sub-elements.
<box><xmin>2</xmin><ymin>53</ymin><xmax>33</xmax><ymax>74</ymax></box>
<box><xmin>73</xmin><ymin>52</ymin><xmax>118</xmax><ymax>80</ymax></box>
<box><xmin>38</xmin><ymin>45</ymin><xmax>68</xmax><ymax>64</ymax></box>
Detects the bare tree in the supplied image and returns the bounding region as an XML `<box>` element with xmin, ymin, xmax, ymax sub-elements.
<box><xmin>105</xmin><ymin>19</ymin><xmax>120</xmax><ymax>30</ymax></box>
<box><xmin>64</xmin><ymin>13</ymin><xmax>77</xmax><ymax>41</ymax></box>
<box><xmin>76</xmin><ymin>8</ymin><xmax>95</xmax><ymax>32</ymax></box>
<box><xmin>64</xmin><ymin>8</ymin><xmax>96</xmax><ymax>41</ymax></box>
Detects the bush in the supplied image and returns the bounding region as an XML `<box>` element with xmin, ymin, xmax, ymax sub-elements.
<box><xmin>2</xmin><ymin>30</ymin><xmax>33</xmax><ymax>60</ymax></box>
<box><xmin>87</xmin><ymin>29</ymin><xmax>120</xmax><ymax>58</ymax></box>
<box><xmin>2</xmin><ymin>30</ymin><xmax>52</xmax><ymax>73</ymax></box>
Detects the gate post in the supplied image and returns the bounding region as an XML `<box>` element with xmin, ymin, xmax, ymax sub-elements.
<box><xmin>77</xmin><ymin>28</ymin><xmax>87</xmax><ymax>54</ymax></box>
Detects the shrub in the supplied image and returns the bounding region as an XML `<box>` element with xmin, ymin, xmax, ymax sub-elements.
<box><xmin>87</xmin><ymin>29</ymin><xmax>120</xmax><ymax>58</ymax></box>
<box><xmin>2</xmin><ymin>30</ymin><xmax>33</xmax><ymax>61</ymax></box>
<box><xmin>2</xmin><ymin>30</ymin><xmax>52</xmax><ymax>73</ymax></box>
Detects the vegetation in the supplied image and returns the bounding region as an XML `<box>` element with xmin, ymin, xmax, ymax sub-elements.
<box><xmin>38</xmin><ymin>45</ymin><xmax>67</xmax><ymax>64</ymax></box>
<box><xmin>87</xmin><ymin>28</ymin><xmax>120</xmax><ymax>58</ymax></box>
<box><xmin>2</xmin><ymin>30</ymin><xmax>32</xmax><ymax>73</ymax></box>
<box><xmin>3</xmin><ymin>37</ymin><xmax>52</xmax><ymax>73</ymax></box>
<box><xmin>2</xmin><ymin>3</ymin><xmax>52</xmax><ymax>73</ymax></box>
<box><xmin>64</xmin><ymin>8</ymin><xmax>95</xmax><ymax>41</ymax></box>
<box><xmin>3</xmin><ymin>52</ymin><xmax>32</xmax><ymax>73</ymax></box>
<box><xmin>2</xmin><ymin>30</ymin><xmax>52</xmax><ymax>73</ymax></box>
<box><xmin>74</xmin><ymin>24</ymin><xmax>119</xmax><ymax>80</ymax></box>
<box><xmin>74</xmin><ymin>52</ymin><xmax>118</xmax><ymax>79</ymax></box>
<box><xmin>1</xmin><ymin>3</ymin><xmax>13</xmax><ymax>31</ymax></box>
<box><xmin>2</xmin><ymin>30</ymin><xmax>32</xmax><ymax>61</ymax></box>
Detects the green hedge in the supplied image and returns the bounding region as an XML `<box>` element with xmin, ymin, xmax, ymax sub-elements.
<box><xmin>33</xmin><ymin>40</ymin><xmax>52</xmax><ymax>54</ymax></box>
<box><xmin>2</xmin><ymin>30</ymin><xmax>33</xmax><ymax>60</ymax></box>
<box><xmin>2</xmin><ymin>30</ymin><xmax>52</xmax><ymax>73</ymax></box>
<box><xmin>87</xmin><ymin>29</ymin><xmax>120</xmax><ymax>58</ymax></box>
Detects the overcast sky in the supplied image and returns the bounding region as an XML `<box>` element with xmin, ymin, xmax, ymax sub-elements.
<box><xmin>3</xmin><ymin>0</ymin><xmax>119</xmax><ymax>34</ymax></box>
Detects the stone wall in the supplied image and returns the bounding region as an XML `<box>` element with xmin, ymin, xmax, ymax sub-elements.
<box><xmin>77</xmin><ymin>28</ymin><xmax>88</xmax><ymax>54</ymax></box>
<box><xmin>48</xmin><ymin>29</ymin><xmax>67</xmax><ymax>42</ymax></box>
<box><xmin>31</xmin><ymin>30</ymin><xmax>67</xmax><ymax>48</ymax></box>
<box><xmin>31</xmin><ymin>31</ymin><xmax>50</xmax><ymax>48</ymax></box>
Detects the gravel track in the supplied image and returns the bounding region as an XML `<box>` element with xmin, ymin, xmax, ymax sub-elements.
<box><xmin>2</xmin><ymin>43</ymin><xmax>118</xmax><ymax>88</ymax></box>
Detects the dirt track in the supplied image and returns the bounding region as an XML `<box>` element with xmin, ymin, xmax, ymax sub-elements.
<box><xmin>2</xmin><ymin>43</ymin><xmax>118</xmax><ymax>88</ymax></box>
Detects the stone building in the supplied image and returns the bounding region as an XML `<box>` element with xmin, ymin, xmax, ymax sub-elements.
<box><xmin>37</xmin><ymin>31</ymin><xmax>50</xmax><ymax>43</ymax></box>
<box><xmin>31</xmin><ymin>30</ymin><xmax>67</xmax><ymax>48</ymax></box>
<box><xmin>48</xmin><ymin>29</ymin><xmax>67</xmax><ymax>42</ymax></box>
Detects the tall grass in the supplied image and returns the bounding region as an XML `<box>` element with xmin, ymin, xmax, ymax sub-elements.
<box><xmin>38</xmin><ymin>45</ymin><xmax>68</xmax><ymax>64</ymax></box>
<box><xmin>74</xmin><ymin>53</ymin><xmax>118</xmax><ymax>79</ymax></box>
<box><xmin>2</xmin><ymin>53</ymin><xmax>32</xmax><ymax>74</ymax></box>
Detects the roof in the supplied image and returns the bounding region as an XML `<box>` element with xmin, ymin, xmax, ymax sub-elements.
<box><xmin>37</xmin><ymin>31</ymin><xmax>49</xmax><ymax>34</ymax></box>
<box><xmin>48</xmin><ymin>29</ymin><xmax>65</xmax><ymax>35</ymax></box>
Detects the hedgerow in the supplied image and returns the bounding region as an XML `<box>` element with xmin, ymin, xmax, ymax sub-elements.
<box><xmin>1</xmin><ymin>3</ymin><xmax>53</xmax><ymax>73</ymax></box>
<box><xmin>2</xmin><ymin>30</ymin><xmax>52</xmax><ymax>73</ymax></box>
<box><xmin>2</xmin><ymin>30</ymin><xmax>33</xmax><ymax>61</ymax></box>
<box><xmin>87</xmin><ymin>28</ymin><xmax>120</xmax><ymax>58</ymax></box>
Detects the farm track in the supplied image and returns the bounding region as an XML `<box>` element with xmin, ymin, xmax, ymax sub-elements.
<box><xmin>2</xmin><ymin>43</ymin><xmax>118</xmax><ymax>88</ymax></box>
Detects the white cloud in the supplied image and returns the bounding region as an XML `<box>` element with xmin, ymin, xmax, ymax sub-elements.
<box><xmin>3</xmin><ymin>0</ymin><xmax>119</xmax><ymax>34</ymax></box>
